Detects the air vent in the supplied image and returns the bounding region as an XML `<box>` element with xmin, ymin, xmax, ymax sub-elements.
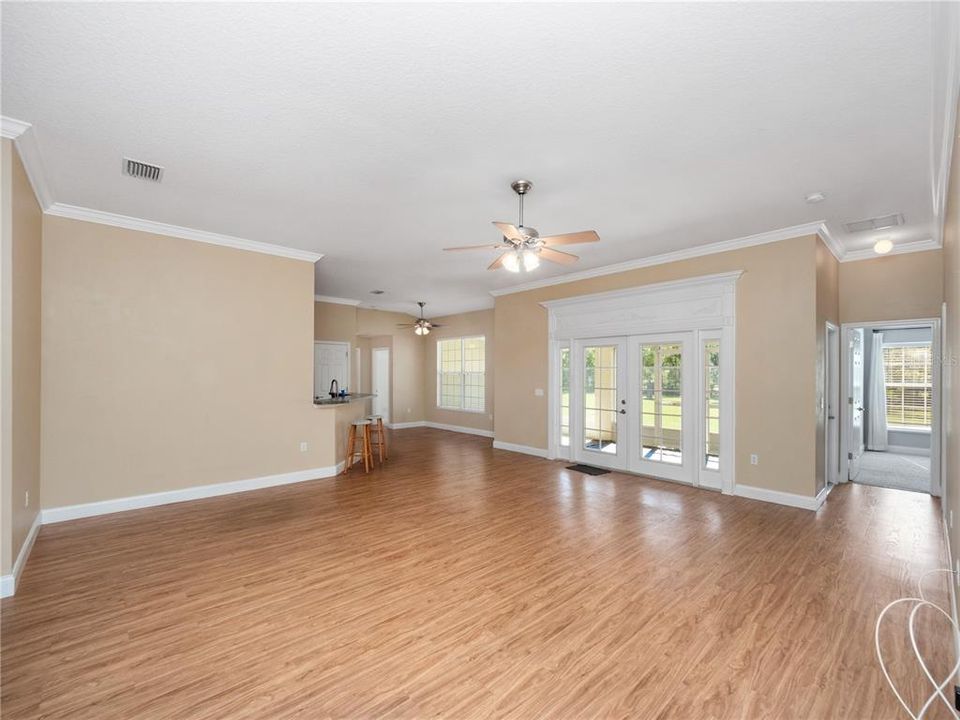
<box><xmin>843</xmin><ymin>213</ymin><xmax>904</xmax><ymax>233</ymax></box>
<box><xmin>123</xmin><ymin>157</ymin><xmax>164</xmax><ymax>182</ymax></box>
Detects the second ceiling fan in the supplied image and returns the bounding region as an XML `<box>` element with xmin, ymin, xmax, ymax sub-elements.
<box><xmin>444</xmin><ymin>180</ymin><xmax>600</xmax><ymax>272</ymax></box>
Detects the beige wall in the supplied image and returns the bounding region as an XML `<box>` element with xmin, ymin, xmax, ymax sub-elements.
<box><xmin>494</xmin><ymin>235</ymin><xmax>820</xmax><ymax>497</ymax></box>
<box><xmin>41</xmin><ymin>216</ymin><xmax>336</xmax><ymax>508</ymax></box>
<box><xmin>941</xmin><ymin>95</ymin><xmax>960</xmax><ymax>582</ymax></box>
<box><xmin>313</xmin><ymin>302</ymin><xmax>426</xmax><ymax>425</ymax></box>
<box><xmin>1</xmin><ymin>139</ymin><xmax>44</xmax><ymax>574</ymax></box>
<box><xmin>815</xmin><ymin>237</ymin><xmax>840</xmax><ymax>495</ymax></box>
<box><xmin>423</xmin><ymin>309</ymin><xmax>494</xmax><ymax>432</ymax></box>
<box><xmin>839</xmin><ymin>250</ymin><xmax>943</xmax><ymax>323</ymax></box>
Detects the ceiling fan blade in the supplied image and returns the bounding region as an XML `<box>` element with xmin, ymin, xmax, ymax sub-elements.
<box><xmin>539</xmin><ymin>230</ymin><xmax>600</xmax><ymax>246</ymax></box>
<box><xmin>396</xmin><ymin>324</ymin><xmax>416</xmax><ymax>328</ymax></box>
<box><xmin>426</xmin><ymin>323</ymin><xmax>444</xmax><ymax>328</ymax></box>
<box><xmin>539</xmin><ymin>247</ymin><xmax>579</xmax><ymax>265</ymax></box>
<box><xmin>492</xmin><ymin>222</ymin><xmax>525</xmax><ymax>241</ymax></box>
<box><xmin>487</xmin><ymin>253</ymin><xmax>508</xmax><ymax>271</ymax></box>
<box><xmin>443</xmin><ymin>244</ymin><xmax>505</xmax><ymax>252</ymax></box>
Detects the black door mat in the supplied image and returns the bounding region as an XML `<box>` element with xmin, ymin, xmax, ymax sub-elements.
<box><xmin>566</xmin><ymin>464</ymin><xmax>611</xmax><ymax>476</ymax></box>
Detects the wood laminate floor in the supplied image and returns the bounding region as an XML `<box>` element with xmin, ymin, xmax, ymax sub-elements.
<box><xmin>1</xmin><ymin>428</ymin><xmax>954</xmax><ymax>719</ymax></box>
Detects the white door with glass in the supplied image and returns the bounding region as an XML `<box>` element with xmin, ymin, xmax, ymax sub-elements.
<box><xmin>629</xmin><ymin>335</ymin><xmax>694</xmax><ymax>484</ymax></box>
<box><xmin>573</xmin><ymin>339</ymin><xmax>628</xmax><ymax>470</ymax></box>
<box><xmin>847</xmin><ymin>328</ymin><xmax>865</xmax><ymax>481</ymax></box>
<box><xmin>561</xmin><ymin>331</ymin><xmax>726</xmax><ymax>489</ymax></box>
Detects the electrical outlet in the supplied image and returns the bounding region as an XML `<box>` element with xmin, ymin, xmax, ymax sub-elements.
<box><xmin>951</xmin><ymin>510</ymin><xmax>955</xmax><ymax>530</ymax></box>
<box><xmin>24</xmin><ymin>491</ymin><xmax>28</xmax><ymax>508</ymax></box>
<box><xmin>750</xmin><ymin>454</ymin><xmax>759</xmax><ymax>466</ymax></box>
<box><xmin>299</xmin><ymin>441</ymin><xmax>308</xmax><ymax>453</ymax></box>
<box><xmin>534</xmin><ymin>388</ymin><xmax>544</xmax><ymax>397</ymax></box>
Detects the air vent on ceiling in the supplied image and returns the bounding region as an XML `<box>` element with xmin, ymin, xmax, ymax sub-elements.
<box><xmin>843</xmin><ymin>213</ymin><xmax>904</xmax><ymax>233</ymax></box>
<box><xmin>123</xmin><ymin>157</ymin><xmax>164</xmax><ymax>182</ymax></box>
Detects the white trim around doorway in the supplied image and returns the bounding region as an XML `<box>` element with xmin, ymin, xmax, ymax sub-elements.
<box><xmin>839</xmin><ymin>318</ymin><xmax>941</xmax><ymax>497</ymax></box>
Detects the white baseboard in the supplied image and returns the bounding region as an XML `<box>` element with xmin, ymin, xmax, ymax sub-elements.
<box><xmin>885</xmin><ymin>445</ymin><xmax>931</xmax><ymax>456</ymax></box>
<box><xmin>733</xmin><ymin>483</ymin><xmax>822</xmax><ymax>511</ymax></box>
<box><xmin>42</xmin><ymin>463</ymin><xmax>343</xmax><ymax>525</ymax></box>
<box><xmin>0</xmin><ymin>510</ymin><xmax>42</xmax><ymax>598</ymax></box>
<box><xmin>492</xmin><ymin>440</ymin><xmax>549</xmax><ymax>458</ymax></box>
<box><xmin>387</xmin><ymin>421</ymin><xmax>425</xmax><ymax>430</ymax></box>
<box><xmin>386</xmin><ymin>420</ymin><xmax>494</xmax><ymax>438</ymax></box>
<box><xmin>423</xmin><ymin>422</ymin><xmax>494</xmax><ymax>438</ymax></box>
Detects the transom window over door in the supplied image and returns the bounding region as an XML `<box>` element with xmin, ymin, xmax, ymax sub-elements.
<box><xmin>437</xmin><ymin>336</ymin><xmax>486</xmax><ymax>412</ymax></box>
<box><xmin>883</xmin><ymin>343</ymin><xmax>932</xmax><ymax>427</ymax></box>
<box><xmin>641</xmin><ymin>343</ymin><xmax>683</xmax><ymax>464</ymax></box>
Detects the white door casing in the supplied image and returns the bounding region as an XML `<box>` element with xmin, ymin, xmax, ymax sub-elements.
<box><xmin>848</xmin><ymin>328</ymin><xmax>865</xmax><ymax>481</ymax></box>
<box><xmin>372</xmin><ymin>347</ymin><xmax>390</xmax><ymax>422</ymax></box>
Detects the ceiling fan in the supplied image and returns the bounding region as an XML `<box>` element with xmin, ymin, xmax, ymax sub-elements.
<box><xmin>443</xmin><ymin>179</ymin><xmax>600</xmax><ymax>272</ymax></box>
<box><xmin>397</xmin><ymin>301</ymin><xmax>443</xmax><ymax>336</ymax></box>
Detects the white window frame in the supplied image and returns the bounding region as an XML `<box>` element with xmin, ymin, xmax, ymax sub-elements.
<box><xmin>436</xmin><ymin>335</ymin><xmax>486</xmax><ymax>413</ymax></box>
<box><xmin>882</xmin><ymin>340</ymin><xmax>933</xmax><ymax>432</ymax></box>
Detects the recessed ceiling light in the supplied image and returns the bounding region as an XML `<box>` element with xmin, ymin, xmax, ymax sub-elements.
<box><xmin>370</xmin><ymin>290</ymin><xmax>385</xmax><ymax>295</ymax></box>
<box><xmin>805</xmin><ymin>192</ymin><xmax>826</xmax><ymax>204</ymax></box>
<box><xmin>873</xmin><ymin>238</ymin><xmax>894</xmax><ymax>255</ymax></box>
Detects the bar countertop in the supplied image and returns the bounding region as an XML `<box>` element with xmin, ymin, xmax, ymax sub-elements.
<box><xmin>313</xmin><ymin>392</ymin><xmax>375</xmax><ymax>407</ymax></box>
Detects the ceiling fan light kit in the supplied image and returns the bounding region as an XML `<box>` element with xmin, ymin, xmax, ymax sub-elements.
<box><xmin>397</xmin><ymin>301</ymin><xmax>443</xmax><ymax>335</ymax></box>
<box><xmin>443</xmin><ymin>179</ymin><xmax>600</xmax><ymax>273</ymax></box>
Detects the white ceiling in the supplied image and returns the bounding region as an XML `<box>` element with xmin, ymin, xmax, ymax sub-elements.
<box><xmin>2</xmin><ymin>3</ymin><xmax>957</xmax><ymax>315</ymax></box>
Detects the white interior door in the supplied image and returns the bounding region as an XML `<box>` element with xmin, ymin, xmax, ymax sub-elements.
<box><xmin>848</xmin><ymin>328</ymin><xmax>865</xmax><ymax>480</ymax></box>
<box><xmin>314</xmin><ymin>341</ymin><xmax>350</xmax><ymax>398</ymax></box>
<box><xmin>372</xmin><ymin>347</ymin><xmax>390</xmax><ymax>422</ymax></box>
<box><xmin>628</xmin><ymin>333</ymin><xmax>695</xmax><ymax>484</ymax></box>
<box><xmin>573</xmin><ymin>338</ymin><xmax>627</xmax><ymax>470</ymax></box>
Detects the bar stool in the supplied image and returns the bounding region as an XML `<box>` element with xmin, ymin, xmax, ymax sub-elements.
<box><xmin>344</xmin><ymin>419</ymin><xmax>373</xmax><ymax>474</ymax></box>
<box><xmin>367</xmin><ymin>415</ymin><xmax>387</xmax><ymax>464</ymax></box>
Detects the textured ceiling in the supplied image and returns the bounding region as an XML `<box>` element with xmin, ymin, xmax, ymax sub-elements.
<box><xmin>2</xmin><ymin>2</ymin><xmax>955</xmax><ymax>314</ymax></box>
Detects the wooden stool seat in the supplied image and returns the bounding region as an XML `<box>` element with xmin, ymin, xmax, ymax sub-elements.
<box><xmin>344</xmin><ymin>419</ymin><xmax>374</xmax><ymax>474</ymax></box>
<box><xmin>367</xmin><ymin>415</ymin><xmax>387</xmax><ymax>464</ymax></box>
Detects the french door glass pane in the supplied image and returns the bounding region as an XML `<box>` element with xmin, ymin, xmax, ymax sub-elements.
<box><xmin>560</xmin><ymin>348</ymin><xmax>570</xmax><ymax>447</ymax></box>
<box><xmin>704</xmin><ymin>340</ymin><xmax>720</xmax><ymax>470</ymax></box>
<box><xmin>641</xmin><ymin>343</ymin><xmax>682</xmax><ymax>464</ymax></box>
<box><xmin>584</xmin><ymin>345</ymin><xmax>618</xmax><ymax>454</ymax></box>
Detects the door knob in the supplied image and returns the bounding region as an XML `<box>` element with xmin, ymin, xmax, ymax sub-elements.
<box><xmin>619</xmin><ymin>409</ymin><xmax>626</xmax><ymax>414</ymax></box>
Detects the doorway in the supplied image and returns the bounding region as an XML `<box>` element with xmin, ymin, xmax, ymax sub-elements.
<box><xmin>372</xmin><ymin>347</ymin><xmax>391</xmax><ymax>423</ymax></box>
<box><xmin>825</xmin><ymin>322</ymin><xmax>840</xmax><ymax>488</ymax></box>
<box><xmin>546</xmin><ymin>273</ymin><xmax>738</xmax><ymax>495</ymax></box>
<box><xmin>568</xmin><ymin>330</ymin><xmax>727</xmax><ymax>490</ymax></box>
<box><xmin>840</xmin><ymin>320</ymin><xmax>940</xmax><ymax>496</ymax></box>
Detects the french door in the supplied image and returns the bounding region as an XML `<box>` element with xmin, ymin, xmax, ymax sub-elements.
<box><xmin>573</xmin><ymin>338</ymin><xmax>628</xmax><ymax>470</ymax></box>
<box><xmin>568</xmin><ymin>330</ymin><xmax>725</xmax><ymax>489</ymax></box>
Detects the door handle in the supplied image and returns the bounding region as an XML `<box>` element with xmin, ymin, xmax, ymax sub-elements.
<box><xmin>619</xmin><ymin>409</ymin><xmax>626</xmax><ymax>414</ymax></box>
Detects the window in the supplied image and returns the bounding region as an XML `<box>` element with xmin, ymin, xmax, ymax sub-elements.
<box><xmin>703</xmin><ymin>340</ymin><xmax>720</xmax><ymax>470</ymax></box>
<box><xmin>883</xmin><ymin>343</ymin><xmax>932</xmax><ymax>428</ymax></box>
<box><xmin>437</xmin><ymin>336</ymin><xmax>485</xmax><ymax>412</ymax></box>
<box><xmin>641</xmin><ymin>343</ymin><xmax>682</xmax><ymax>464</ymax></box>
<box><xmin>560</xmin><ymin>347</ymin><xmax>571</xmax><ymax>447</ymax></box>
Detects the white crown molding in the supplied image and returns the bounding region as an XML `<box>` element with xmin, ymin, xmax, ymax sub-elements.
<box><xmin>816</xmin><ymin>222</ymin><xmax>846</xmax><ymax>260</ymax></box>
<box><xmin>489</xmin><ymin>221</ymin><xmax>828</xmax><ymax>298</ymax></box>
<box><xmin>2</xmin><ymin>116</ymin><xmax>322</xmax><ymax>263</ymax></box>
<box><xmin>2</xmin><ymin>115</ymin><xmax>53</xmax><ymax>210</ymax></box>
<box><xmin>314</xmin><ymin>294</ymin><xmax>362</xmax><ymax>306</ymax></box>
<box><xmin>1</xmin><ymin>116</ymin><xmax>30</xmax><ymax>140</ymax></box>
<box><xmin>47</xmin><ymin>203</ymin><xmax>323</xmax><ymax>263</ymax></box>
<box><xmin>840</xmin><ymin>237</ymin><xmax>941</xmax><ymax>263</ymax></box>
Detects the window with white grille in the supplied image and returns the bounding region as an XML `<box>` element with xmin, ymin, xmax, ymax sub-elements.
<box><xmin>883</xmin><ymin>343</ymin><xmax>932</xmax><ymax>428</ymax></box>
<box><xmin>437</xmin><ymin>336</ymin><xmax>485</xmax><ymax>412</ymax></box>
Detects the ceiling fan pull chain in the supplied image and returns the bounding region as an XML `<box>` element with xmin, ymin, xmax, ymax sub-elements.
<box><xmin>519</xmin><ymin>192</ymin><xmax>524</xmax><ymax>229</ymax></box>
